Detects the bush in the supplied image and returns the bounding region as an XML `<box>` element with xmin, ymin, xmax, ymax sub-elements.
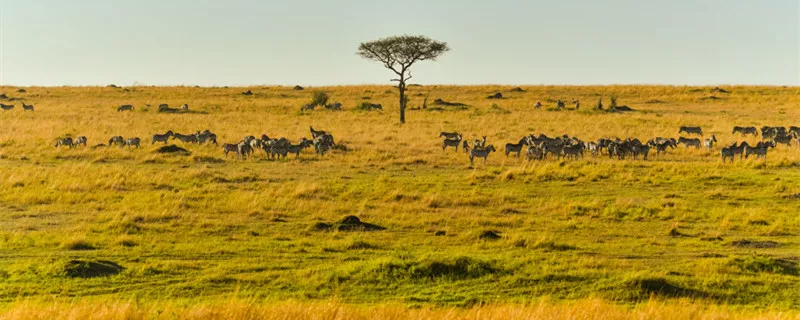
<box><xmin>311</xmin><ymin>91</ymin><xmax>329</xmax><ymax>107</ymax></box>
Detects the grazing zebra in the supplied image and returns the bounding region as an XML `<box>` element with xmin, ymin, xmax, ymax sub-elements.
<box><xmin>561</xmin><ymin>144</ymin><xmax>583</xmax><ymax>160</ymax></box>
<box><xmin>313</xmin><ymin>134</ymin><xmax>335</xmax><ymax>156</ymax></box>
<box><xmin>745</xmin><ymin>142</ymin><xmax>774</xmax><ymax>160</ymax></box>
<box><xmin>117</xmin><ymin>105</ymin><xmax>134</xmax><ymax>112</ymax></box>
<box><xmin>772</xmin><ymin>133</ymin><xmax>795</xmax><ymax>148</ymax></box>
<box><xmin>534</xmin><ymin>101</ymin><xmax>542</xmax><ymax>109</ymax></box>
<box><xmin>732</xmin><ymin>126</ymin><xmax>758</xmax><ymax>137</ymax></box>
<box><xmin>21</xmin><ymin>103</ymin><xmax>34</xmax><ymax>111</ymax></box>
<box><xmin>632</xmin><ymin>145</ymin><xmax>650</xmax><ymax>160</ymax></box>
<box><xmin>678</xmin><ymin>126</ymin><xmax>703</xmax><ymax>136</ymax></box>
<box><xmin>729</xmin><ymin>142</ymin><xmax>750</xmax><ymax>160</ymax></box>
<box><xmin>286</xmin><ymin>139</ymin><xmax>314</xmax><ymax>158</ymax></box>
<box><xmin>222</xmin><ymin>143</ymin><xmax>241</xmax><ymax>158</ymax></box>
<box><xmin>310</xmin><ymin>127</ymin><xmax>328</xmax><ymax>139</ymax></box>
<box><xmin>173</xmin><ymin>133</ymin><xmax>198</xmax><ymax>143</ymax></box>
<box><xmin>789</xmin><ymin>126</ymin><xmax>800</xmax><ymax>137</ymax></box>
<box><xmin>677</xmin><ymin>137</ymin><xmax>701</xmax><ymax>148</ymax></box>
<box><xmin>74</xmin><ymin>136</ymin><xmax>88</xmax><ymax>147</ymax></box>
<box><xmin>123</xmin><ymin>137</ymin><xmax>141</xmax><ymax>148</ymax></box>
<box><xmin>238</xmin><ymin>141</ymin><xmax>252</xmax><ymax>159</ymax></box>
<box><xmin>439</xmin><ymin>132</ymin><xmax>461</xmax><ymax>140</ymax></box>
<box><xmin>0</xmin><ymin>103</ymin><xmax>15</xmax><ymax>111</ymax></box>
<box><xmin>703</xmin><ymin>135</ymin><xmax>717</xmax><ymax>149</ymax></box>
<box><xmin>542</xmin><ymin>144</ymin><xmax>564</xmax><ymax>160</ymax></box>
<box><xmin>54</xmin><ymin>137</ymin><xmax>74</xmax><ymax>149</ymax></box>
<box><xmin>442</xmin><ymin>137</ymin><xmax>461</xmax><ymax>152</ymax></box>
<box><xmin>761</xmin><ymin>126</ymin><xmax>785</xmax><ymax>139</ymax></box>
<box><xmin>648</xmin><ymin>140</ymin><xmax>673</xmax><ymax>157</ymax></box>
<box><xmin>152</xmin><ymin>131</ymin><xmax>174</xmax><ymax>144</ymax></box>
<box><xmin>158</xmin><ymin>104</ymin><xmax>169</xmax><ymax>110</ymax></box>
<box><xmin>300</xmin><ymin>104</ymin><xmax>315</xmax><ymax>111</ymax></box>
<box><xmin>504</xmin><ymin>138</ymin><xmax>527</xmax><ymax>157</ymax></box>
<box><xmin>108</xmin><ymin>136</ymin><xmax>124</xmax><ymax>146</ymax></box>
<box><xmin>586</xmin><ymin>142</ymin><xmax>599</xmax><ymax>157</ymax></box>
<box><xmin>720</xmin><ymin>147</ymin><xmax>735</xmax><ymax>163</ymax></box>
<box><xmin>556</xmin><ymin>100</ymin><xmax>566</xmax><ymax>110</ymax></box>
<box><xmin>469</xmin><ymin>145</ymin><xmax>497</xmax><ymax>165</ymax></box>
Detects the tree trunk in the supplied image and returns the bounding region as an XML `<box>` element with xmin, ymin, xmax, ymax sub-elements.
<box><xmin>398</xmin><ymin>78</ymin><xmax>406</xmax><ymax>124</ymax></box>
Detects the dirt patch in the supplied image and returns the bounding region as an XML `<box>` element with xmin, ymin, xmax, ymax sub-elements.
<box><xmin>154</xmin><ymin>145</ymin><xmax>191</xmax><ymax>155</ymax></box>
<box><xmin>63</xmin><ymin>260</ymin><xmax>124</xmax><ymax>278</ymax></box>
<box><xmin>731</xmin><ymin>239</ymin><xmax>779</xmax><ymax>248</ymax></box>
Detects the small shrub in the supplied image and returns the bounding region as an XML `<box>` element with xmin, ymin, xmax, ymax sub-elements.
<box><xmin>62</xmin><ymin>239</ymin><xmax>96</xmax><ymax>251</ymax></box>
<box><xmin>311</xmin><ymin>91</ymin><xmax>329</xmax><ymax>107</ymax></box>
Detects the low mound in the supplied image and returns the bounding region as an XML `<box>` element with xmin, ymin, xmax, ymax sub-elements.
<box><xmin>731</xmin><ymin>239</ymin><xmax>779</xmax><ymax>248</ymax></box>
<box><xmin>627</xmin><ymin>277</ymin><xmax>703</xmax><ymax>298</ymax></box>
<box><xmin>311</xmin><ymin>215</ymin><xmax>385</xmax><ymax>232</ymax></box>
<box><xmin>154</xmin><ymin>145</ymin><xmax>191</xmax><ymax>155</ymax></box>
<box><xmin>242</xmin><ymin>90</ymin><xmax>253</xmax><ymax>95</ymax></box>
<box><xmin>487</xmin><ymin>92</ymin><xmax>504</xmax><ymax>99</ymax></box>
<box><xmin>17</xmin><ymin>89</ymin><xmax>26</xmax><ymax>93</ymax></box>
<box><xmin>64</xmin><ymin>260</ymin><xmax>124</xmax><ymax>278</ymax></box>
<box><xmin>432</xmin><ymin>99</ymin><xmax>468</xmax><ymax>107</ymax></box>
<box><xmin>479</xmin><ymin>230</ymin><xmax>501</xmax><ymax>240</ymax></box>
<box><xmin>293</xmin><ymin>85</ymin><xmax>304</xmax><ymax>90</ymax></box>
<box><xmin>712</xmin><ymin>87</ymin><xmax>730</xmax><ymax>93</ymax></box>
<box><xmin>510</xmin><ymin>87</ymin><xmax>526</xmax><ymax>92</ymax></box>
<box><xmin>608</xmin><ymin>106</ymin><xmax>635</xmax><ymax>112</ymax></box>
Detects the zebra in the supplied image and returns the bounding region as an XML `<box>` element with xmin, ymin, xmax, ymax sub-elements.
<box><xmin>473</xmin><ymin>136</ymin><xmax>487</xmax><ymax>150</ymax></box>
<box><xmin>286</xmin><ymin>138</ymin><xmax>314</xmax><ymax>158</ymax></box>
<box><xmin>526</xmin><ymin>145</ymin><xmax>544</xmax><ymax>161</ymax></box>
<box><xmin>108</xmin><ymin>136</ymin><xmax>125</xmax><ymax>146</ymax></box>
<box><xmin>74</xmin><ymin>136</ymin><xmax>88</xmax><ymax>147</ymax></box>
<box><xmin>439</xmin><ymin>132</ymin><xmax>461</xmax><ymax>140</ymax></box>
<box><xmin>703</xmin><ymin>135</ymin><xmax>717</xmax><ymax>149</ymax></box>
<box><xmin>677</xmin><ymin>137</ymin><xmax>701</xmax><ymax>148</ymax></box>
<box><xmin>222</xmin><ymin>143</ymin><xmax>241</xmax><ymax>158</ymax></box>
<box><xmin>21</xmin><ymin>103</ymin><xmax>34</xmax><ymax>111</ymax></box>
<box><xmin>720</xmin><ymin>147</ymin><xmax>735</xmax><ymax>163</ymax></box>
<box><xmin>117</xmin><ymin>105</ymin><xmax>134</xmax><ymax>112</ymax></box>
<box><xmin>152</xmin><ymin>131</ymin><xmax>174</xmax><ymax>144</ymax></box>
<box><xmin>678</xmin><ymin>126</ymin><xmax>702</xmax><ymax>136</ymax></box>
<box><xmin>586</xmin><ymin>142</ymin><xmax>599</xmax><ymax>157</ymax></box>
<box><xmin>54</xmin><ymin>137</ymin><xmax>74</xmax><ymax>149</ymax></box>
<box><xmin>313</xmin><ymin>134</ymin><xmax>335</xmax><ymax>156</ymax></box>
<box><xmin>648</xmin><ymin>140</ymin><xmax>673</xmax><ymax>157</ymax></box>
<box><xmin>534</xmin><ymin>101</ymin><xmax>542</xmax><ymax>109</ymax></box>
<box><xmin>0</xmin><ymin>103</ymin><xmax>15</xmax><ymax>111</ymax></box>
<box><xmin>442</xmin><ymin>137</ymin><xmax>461</xmax><ymax>152</ymax></box>
<box><xmin>173</xmin><ymin>133</ymin><xmax>198</xmax><ymax>143</ymax></box>
<box><xmin>542</xmin><ymin>144</ymin><xmax>565</xmax><ymax>160</ymax></box>
<box><xmin>197</xmin><ymin>130</ymin><xmax>217</xmax><ymax>145</ymax></box>
<box><xmin>772</xmin><ymin>133</ymin><xmax>795</xmax><ymax>148</ymax></box>
<box><xmin>556</xmin><ymin>100</ymin><xmax>566</xmax><ymax>110</ymax></box>
<box><xmin>632</xmin><ymin>144</ymin><xmax>650</xmax><ymax>160</ymax></box>
<box><xmin>310</xmin><ymin>127</ymin><xmax>328</xmax><ymax>139</ymax></box>
<box><xmin>123</xmin><ymin>137</ymin><xmax>141</xmax><ymax>148</ymax></box>
<box><xmin>573</xmin><ymin>100</ymin><xmax>580</xmax><ymax>110</ymax></box>
<box><xmin>181</xmin><ymin>104</ymin><xmax>189</xmax><ymax>111</ymax></box>
<box><xmin>789</xmin><ymin>126</ymin><xmax>800</xmax><ymax>137</ymax></box>
<box><xmin>745</xmin><ymin>142</ymin><xmax>774</xmax><ymax>160</ymax></box>
<box><xmin>732</xmin><ymin>126</ymin><xmax>758</xmax><ymax>137</ymax></box>
<box><xmin>325</xmin><ymin>102</ymin><xmax>342</xmax><ymax>110</ymax></box>
<box><xmin>462</xmin><ymin>140</ymin><xmax>470</xmax><ymax>154</ymax></box>
<box><xmin>469</xmin><ymin>145</ymin><xmax>497</xmax><ymax>165</ymax></box>
<box><xmin>238</xmin><ymin>141</ymin><xmax>252</xmax><ymax>159</ymax></box>
<box><xmin>729</xmin><ymin>142</ymin><xmax>751</xmax><ymax>160</ymax></box>
<box><xmin>561</xmin><ymin>144</ymin><xmax>583</xmax><ymax>160</ymax></box>
<box><xmin>300</xmin><ymin>103</ymin><xmax>315</xmax><ymax>111</ymax></box>
<box><xmin>504</xmin><ymin>138</ymin><xmax>527</xmax><ymax>157</ymax></box>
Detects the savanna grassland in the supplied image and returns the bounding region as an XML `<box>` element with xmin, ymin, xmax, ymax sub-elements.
<box><xmin>0</xmin><ymin>85</ymin><xmax>798</xmax><ymax>319</ymax></box>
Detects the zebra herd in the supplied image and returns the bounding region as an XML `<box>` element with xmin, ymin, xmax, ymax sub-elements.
<box><xmin>221</xmin><ymin>127</ymin><xmax>335</xmax><ymax>160</ymax></box>
<box><xmin>52</xmin><ymin>127</ymin><xmax>335</xmax><ymax>160</ymax></box>
<box><xmin>0</xmin><ymin>102</ymin><xmax>35</xmax><ymax>111</ymax></box>
<box><xmin>117</xmin><ymin>104</ymin><xmax>190</xmax><ymax>112</ymax></box>
<box><xmin>440</xmin><ymin>125</ymin><xmax>800</xmax><ymax>165</ymax></box>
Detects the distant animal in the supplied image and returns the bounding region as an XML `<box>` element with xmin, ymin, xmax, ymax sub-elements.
<box><xmin>439</xmin><ymin>132</ymin><xmax>461</xmax><ymax>140</ymax></box>
<box><xmin>300</xmin><ymin>103</ymin><xmax>315</xmax><ymax>111</ymax></box>
<box><xmin>54</xmin><ymin>137</ymin><xmax>74</xmax><ymax>149</ymax></box>
<box><xmin>117</xmin><ymin>105</ymin><xmax>134</xmax><ymax>112</ymax></box>
<box><xmin>181</xmin><ymin>104</ymin><xmax>189</xmax><ymax>110</ymax></box>
<box><xmin>173</xmin><ymin>133</ymin><xmax>198</xmax><ymax>143</ymax></box>
<box><xmin>631</xmin><ymin>145</ymin><xmax>650</xmax><ymax>160</ymax></box>
<box><xmin>310</xmin><ymin>127</ymin><xmax>328</xmax><ymax>139</ymax></box>
<box><xmin>74</xmin><ymin>136</ymin><xmax>88</xmax><ymax>147</ymax></box>
<box><xmin>469</xmin><ymin>145</ymin><xmax>497</xmax><ymax>165</ymax></box>
<box><xmin>325</xmin><ymin>102</ymin><xmax>342</xmax><ymax>110</ymax></box>
<box><xmin>678</xmin><ymin>126</ymin><xmax>702</xmax><ymax>136</ymax></box>
<box><xmin>123</xmin><ymin>137</ymin><xmax>141</xmax><ymax>148</ymax></box>
<box><xmin>286</xmin><ymin>138</ymin><xmax>314</xmax><ymax>158</ymax></box>
<box><xmin>504</xmin><ymin>138</ymin><xmax>527</xmax><ymax>157</ymax></box>
<box><xmin>744</xmin><ymin>141</ymin><xmax>774</xmax><ymax>160</ymax></box>
<box><xmin>732</xmin><ymin>126</ymin><xmax>758</xmax><ymax>137</ymax></box>
<box><xmin>197</xmin><ymin>130</ymin><xmax>218</xmax><ymax>145</ymax></box>
<box><xmin>158</xmin><ymin>104</ymin><xmax>169</xmax><ymax>110</ymax></box>
<box><xmin>21</xmin><ymin>103</ymin><xmax>34</xmax><ymax>111</ymax></box>
<box><xmin>152</xmin><ymin>130</ymin><xmax>174</xmax><ymax>144</ymax></box>
<box><xmin>561</xmin><ymin>144</ymin><xmax>584</xmax><ymax>160</ymax></box>
<box><xmin>703</xmin><ymin>135</ymin><xmax>717</xmax><ymax>149</ymax></box>
<box><xmin>573</xmin><ymin>100</ymin><xmax>580</xmax><ymax>110</ymax></box>
<box><xmin>557</xmin><ymin>100</ymin><xmax>566</xmax><ymax>110</ymax></box>
<box><xmin>0</xmin><ymin>103</ymin><xmax>15</xmax><ymax>111</ymax></box>
<box><xmin>462</xmin><ymin>140</ymin><xmax>470</xmax><ymax>154</ymax></box>
<box><xmin>772</xmin><ymin>133</ymin><xmax>796</xmax><ymax>148</ymax></box>
<box><xmin>223</xmin><ymin>143</ymin><xmax>241</xmax><ymax>158</ymax></box>
<box><xmin>720</xmin><ymin>147</ymin><xmax>735</xmax><ymax>163</ymax></box>
<box><xmin>442</xmin><ymin>137</ymin><xmax>462</xmax><ymax>152</ymax></box>
<box><xmin>534</xmin><ymin>101</ymin><xmax>542</xmax><ymax>109</ymax></box>
<box><xmin>677</xmin><ymin>137</ymin><xmax>701</xmax><ymax>148</ymax></box>
<box><xmin>473</xmin><ymin>136</ymin><xmax>487</xmax><ymax>150</ymax></box>
<box><xmin>108</xmin><ymin>136</ymin><xmax>125</xmax><ymax>146</ymax></box>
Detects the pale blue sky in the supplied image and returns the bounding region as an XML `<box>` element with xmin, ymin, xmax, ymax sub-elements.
<box><xmin>1</xmin><ymin>0</ymin><xmax>798</xmax><ymax>86</ymax></box>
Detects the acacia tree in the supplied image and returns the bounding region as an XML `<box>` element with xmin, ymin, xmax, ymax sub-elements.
<box><xmin>357</xmin><ymin>35</ymin><xmax>449</xmax><ymax>123</ymax></box>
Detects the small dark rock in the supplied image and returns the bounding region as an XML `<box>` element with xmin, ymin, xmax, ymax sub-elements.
<box><xmin>487</xmin><ymin>92</ymin><xmax>503</xmax><ymax>99</ymax></box>
<box><xmin>434</xmin><ymin>231</ymin><xmax>447</xmax><ymax>236</ymax></box>
<box><xmin>510</xmin><ymin>87</ymin><xmax>525</xmax><ymax>92</ymax></box>
<box><xmin>16</xmin><ymin>89</ymin><xmax>26</xmax><ymax>93</ymax></box>
<box><xmin>242</xmin><ymin>90</ymin><xmax>253</xmax><ymax>95</ymax></box>
<box><xmin>479</xmin><ymin>230</ymin><xmax>501</xmax><ymax>240</ymax></box>
<box><xmin>293</xmin><ymin>85</ymin><xmax>304</xmax><ymax>90</ymax></box>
